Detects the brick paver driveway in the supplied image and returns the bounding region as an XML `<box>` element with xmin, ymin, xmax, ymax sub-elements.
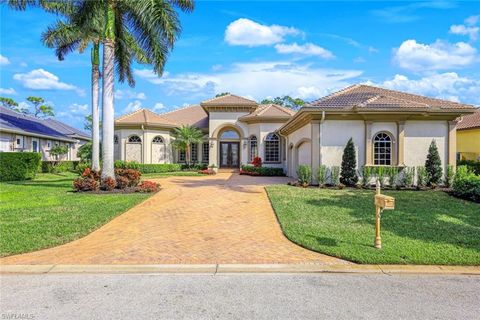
<box><xmin>1</xmin><ymin>173</ymin><xmax>347</xmax><ymax>265</ymax></box>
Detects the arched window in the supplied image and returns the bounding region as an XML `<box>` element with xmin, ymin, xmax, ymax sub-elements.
<box><xmin>220</xmin><ymin>130</ymin><xmax>239</xmax><ymax>140</ymax></box>
<box><xmin>152</xmin><ymin>136</ymin><xmax>164</xmax><ymax>144</ymax></box>
<box><xmin>265</xmin><ymin>133</ymin><xmax>280</xmax><ymax>163</ymax></box>
<box><xmin>249</xmin><ymin>135</ymin><xmax>258</xmax><ymax>162</ymax></box>
<box><xmin>114</xmin><ymin>135</ymin><xmax>119</xmax><ymax>144</ymax></box>
<box><xmin>128</xmin><ymin>135</ymin><xmax>142</xmax><ymax>143</ymax></box>
<box><xmin>373</xmin><ymin>132</ymin><xmax>392</xmax><ymax>165</ymax></box>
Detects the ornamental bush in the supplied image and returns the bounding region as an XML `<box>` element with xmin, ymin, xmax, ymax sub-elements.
<box><xmin>330</xmin><ymin>166</ymin><xmax>340</xmax><ymax>186</ymax></box>
<box><xmin>296</xmin><ymin>165</ymin><xmax>312</xmax><ymax>186</ymax></box>
<box><xmin>457</xmin><ymin>160</ymin><xmax>480</xmax><ymax>175</ymax></box>
<box><xmin>425</xmin><ymin>140</ymin><xmax>443</xmax><ymax>186</ymax></box>
<box><xmin>114</xmin><ymin>160</ymin><xmax>182</xmax><ymax>173</ymax></box>
<box><xmin>452</xmin><ymin>166</ymin><xmax>480</xmax><ymax>203</ymax></box>
<box><xmin>100</xmin><ymin>177</ymin><xmax>116</xmax><ymax>191</ymax></box>
<box><xmin>340</xmin><ymin>138</ymin><xmax>358</xmax><ymax>186</ymax></box>
<box><xmin>252</xmin><ymin>157</ymin><xmax>262</xmax><ymax>167</ymax></box>
<box><xmin>240</xmin><ymin>165</ymin><xmax>285</xmax><ymax>176</ymax></box>
<box><xmin>40</xmin><ymin>161</ymin><xmax>79</xmax><ymax>173</ymax></box>
<box><xmin>136</xmin><ymin>181</ymin><xmax>160</xmax><ymax>193</ymax></box>
<box><xmin>0</xmin><ymin>152</ymin><xmax>41</xmax><ymax>181</ymax></box>
<box><xmin>316</xmin><ymin>165</ymin><xmax>328</xmax><ymax>187</ymax></box>
<box><xmin>115</xmin><ymin>168</ymin><xmax>141</xmax><ymax>187</ymax></box>
<box><xmin>73</xmin><ymin>177</ymin><xmax>98</xmax><ymax>191</ymax></box>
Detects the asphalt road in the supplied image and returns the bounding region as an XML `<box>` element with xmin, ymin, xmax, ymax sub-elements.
<box><xmin>1</xmin><ymin>273</ymin><xmax>479</xmax><ymax>320</ymax></box>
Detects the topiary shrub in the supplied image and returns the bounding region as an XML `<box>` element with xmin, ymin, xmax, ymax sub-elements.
<box><xmin>340</xmin><ymin>138</ymin><xmax>358</xmax><ymax>186</ymax></box>
<box><xmin>296</xmin><ymin>165</ymin><xmax>312</xmax><ymax>186</ymax></box>
<box><xmin>0</xmin><ymin>152</ymin><xmax>41</xmax><ymax>181</ymax></box>
<box><xmin>425</xmin><ymin>140</ymin><xmax>443</xmax><ymax>186</ymax></box>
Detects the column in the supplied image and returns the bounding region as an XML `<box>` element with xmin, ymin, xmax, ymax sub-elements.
<box><xmin>397</xmin><ymin>121</ymin><xmax>405</xmax><ymax>166</ymax></box>
<box><xmin>365</xmin><ymin>121</ymin><xmax>372</xmax><ymax>165</ymax></box>
<box><xmin>311</xmin><ymin>121</ymin><xmax>320</xmax><ymax>183</ymax></box>
<box><xmin>448</xmin><ymin>121</ymin><xmax>457</xmax><ymax>167</ymax></box>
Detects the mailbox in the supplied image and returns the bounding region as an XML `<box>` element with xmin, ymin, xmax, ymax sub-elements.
<box><xmin>374</xmin><ymin>194</ymin><xmax>395</xmax><ymax>210</ymax></box>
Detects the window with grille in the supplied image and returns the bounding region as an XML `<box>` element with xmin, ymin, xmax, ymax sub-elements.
<box><xmin>128</xmin><ymin>135</ymin><xmax>141</xmax><ymax>143</ymax></box>
<box><xmin>179</xmin><ymin>150</ymin><xmax>186</xmax><ymax>162</ymax></box>
<box><xmin>190</xmin><ymin>143</ymin><xmax>198</xmax><ymax>162</ymax></box>
<box><xmin>152</xmin><ymin>136</ymin><xmax>163</xmax><ymax>143</ymax></box>
<box><xmin>265</xmin><ymin>133</ymin><xmax>280</xmax><ymax>163</ymax></box>
<box><xmin>202</xmin><ymin>142</ymin><xmax>209</xmax><ymax>163</ymax></box>
<box><xmin>373</xmin><ymin>132</ymin><xmax>392</xmax><ymax>165</ymax></box>
<box><xmin>249</xmin><ymin>136</ymin><xmax>258</xmax><ymax>162</ymax></box>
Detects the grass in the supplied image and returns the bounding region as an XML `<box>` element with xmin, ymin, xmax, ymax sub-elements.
<box><xmin>0</xmin><ymin>173</ymin><xmax>151</xmax><ymax>257</ymax></box>
<box><xmin>267</xmin><ymin>186</ymin><xmax>480</xmax><ymax>265</ymax></box>
<box><xmin>142</xmin><ymin>171</ymin><xmax>202</xmax><ymax>178</ymax></box>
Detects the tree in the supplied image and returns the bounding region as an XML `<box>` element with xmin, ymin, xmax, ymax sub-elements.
<box><xmin>83</xmin><ymin>114</ymin><xmax>103</xmax><ymax>132</ymax></box>
<box><xmin>0</xmin><ymin>97</ymin><xmax>19</xmax><ymax>110</ymax></box>
<box><xmin>261</xmin><ymin>96</ymin><xmax>305</xmax><ymax>110</ymax></box>
<box><xmin>71</xmin><ymin>0</ymin><xmax>194</xmax><ymax>180</ymax></box>
<box><xmin>26</xmin><ymin>96</ymin><xmax>54</xmax><ymax>118</ymax></box>
<box><xmin>171</xmin><ymin>125</ymin><xmax>204</xmax><ymax>167</ymax></box>
<box><xmin>215</xmin><ymin>92</ymin><xmax>230</xmax><ymax>97</ymax></box>
<box><xmin>425</xmin><ymin>139</ymin><xmax>443</xmax><ymax>186</ymax></box>
<box><xmin>49</xmin><ymin>144</ymin><xmax>69</xmax><ymax>160</ymax></box>
<box><xmin>340</xmin><ymin>138</ymin><xmax>358</xmax><ymax>186</ymax></box>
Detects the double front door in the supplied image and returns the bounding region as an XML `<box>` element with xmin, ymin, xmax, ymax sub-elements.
<box><xmin>220</xmin><ymin>142</ymin><xmax>239</xmax><ymax>168</ymax></box>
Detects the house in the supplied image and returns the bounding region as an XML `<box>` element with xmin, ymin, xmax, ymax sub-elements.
<box><xmin>113</xmin><ymin>84</ymin><xmax>476</xmax><ymax>177</ymax></box>
<box><xmin>456</xmin><ymin>110</ymin><xmax>480</xmax><ymax>161</ymax></box>
<box><xmin>0</xmin><ymin>106</ymin><xmax>90</xmax><ymax>161</ymax></box>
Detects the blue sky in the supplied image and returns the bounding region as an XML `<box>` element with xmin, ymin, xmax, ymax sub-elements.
<box><xmin>1</xmin><ymin>1</ymin><xmax>479</xmax><ymax>131</ymax></box>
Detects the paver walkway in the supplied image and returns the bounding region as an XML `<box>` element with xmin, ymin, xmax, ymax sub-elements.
<box><xmin>1</xmin><ymin>173</ymin><xmax>347</xmax><ymax>265</ymax></box>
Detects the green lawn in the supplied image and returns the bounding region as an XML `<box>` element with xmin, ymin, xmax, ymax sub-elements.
<box><xmin>267</xmin><ymin>186</ymin><xmax>480</xmax><ymax>265</ymax></box>
<box><xmin>0</xmin><ymin>173</ymin><xmax>151</xmax><ymax>257</ymax></box>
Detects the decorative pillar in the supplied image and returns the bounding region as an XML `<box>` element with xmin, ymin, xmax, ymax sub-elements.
<box><xmin>448</xmin><ymin>121</ymin><xmax>457</xmax><ymax>167</ymax></box>
<box><xmin>365</xmin><ymin>121</ymin><xmax>372</xmax><ymax>165</ymax></box>
<box><xmin>311</xmin><ymin>121</ymin><xmax>320</xmax><ymax>182</ymax></box>
<box><xmin>397</xmin><ymin>121</ymin><xmax>405</xmax><ymax>166</ymax></box>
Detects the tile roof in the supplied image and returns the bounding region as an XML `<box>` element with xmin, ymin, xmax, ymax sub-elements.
<box><xmin>307</xmin><ymin>84</ymin><xmax>475</xmax><ymax>111</ymax></box>
<box><xmin>0</xmin><ymin>106</ymin><xmax>89</xmax><ymax>141</ymax></box>
<box><xmin>239</xmin><ymin>104</ymin><xmax>296</xmax><ymax>121</ymax></box>
<box><xmin>115</xmin><ymin>109</ymin><xmax>178</xmax><ymax>127</ymax></box>
<box><xmin>457</xmin><ymin>109</ymin><xmax>480</xmax><ymax>130</ymax></box>
<box><xmin>161</xmin><ymin>105</ymin><xmax>209</xmax><ymax>129</ymax></box>
<box><xmin>200</xmin><ymin>94</ymin><xmax>258</xmax><ymax>107</ymax></box>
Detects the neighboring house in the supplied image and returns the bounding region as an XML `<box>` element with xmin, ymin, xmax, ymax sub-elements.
<box><xmin>0</xmin><ymin>106</ymin><xmax>90</xmax><ymax>161</ymax></box>
<box><xmin>114</xmin><ymin>84</ymin><xmax>475</xmax><ymax>178</ymax></box>
<box><xmin>456</xmin><ymin>110</ymin><xmax>480</xmax><ymax>161</ymax></box>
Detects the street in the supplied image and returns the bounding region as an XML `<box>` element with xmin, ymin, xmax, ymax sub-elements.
<box><xmin>1</xmin><ymin>273</ymin><xmax>479</xmax><ymax>319</ymax></box>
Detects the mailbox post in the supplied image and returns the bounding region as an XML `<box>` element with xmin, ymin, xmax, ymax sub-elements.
<box><xmin>373</xmin><ymin>180</ymin><xmax>395</xmax><ymax>249</ymax></box>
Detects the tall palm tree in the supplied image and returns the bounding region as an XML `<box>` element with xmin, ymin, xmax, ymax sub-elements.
<box><xmin>171</xmin><ymin>125</ymin><xmax>204</xmax><ymax>167</ymax></box>
<box><xmin>73</xmin><ymin>0</ymin><xmax>195</xmax><ymax>179</ymax></box>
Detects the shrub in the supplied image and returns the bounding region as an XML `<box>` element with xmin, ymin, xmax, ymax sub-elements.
<box><xmin>252</xmin><ymin>157</ymin><xmax>262</xmax><ymax>167</ymax></box>
<box><xmin>81</xmin><ymin>167</ymin><xmax>100</xmax><ymax>180</ymax></box>
<box><xmin>330</xmin><ymin>166</ymin><xmax>340</xmax><ymax>186</ymax></box>
<box><xmin>114</xmin><ymin>160</ymin><xmax>140</xmax><ymax>170</ymax></box>
<box><xmin>40</xmin><ymin>161</ymin><xmax>79</xmax><ymax>173</ymax></box>
<box><xmin>114</xmin><ymin>161</ymin><xmax>182</xmax><ymax>173</ymax></box>
<box><xmin>403</xmin><ymin>167</ymin><xmax>415</xmax><ymax>188</ymax></box>
<box><xmin>0</xmin><ymin>152</ymin><xmax>41</xmax><ymax>181</ymax></box>
<box><xmin>444</xmin><ymin>165</ymin><xmax>455</xmax><ymax>188</ymax></box>
<box><xmin>101</xmin><ymin>177</ymin><xmax>116</xmax><ymax>191</ymax></box>
<box><xmin>362</xmin><ymin>166</ymin><xmax>373</xmax><ymax>187</ymax></box>
<box><xmin>386</xmin><ymin>167</ymin><xmax>398</xmax><ymax>188</ymax></box>
<box><xmin>136</xmin><ymin>181</ymin><xmax>160</xmax><ymax>193</ymax></box>
<box><xmin>452</xmin><ymin>166</ymin><xmax>480</xmax><ymax>202</ymax></box>
<box><xmin>181</xmin><ymin>163</ymin><xmax>208</xmax><ymax>171</ymax></box>
<box><xmin>340</xmin><ymin>138</ymin><xmax>358</xmax><ymax>186</ymax></box>
<box><xmin>73</xmin><ymin>177</ymin><xmax>98</xmax><ymax>191</ymax></box>
<box><xmin>297</xmin><ymin>165</ymin><xmax>312</xmax><ymax>186</ymax></box>
<box><xmin>76</xmin><ymin>162</ymin><xmax>91</xmax><ymax>175</ymax></box>
<box><xmin>416</xmin><ymin>166</ymin><xmax>427</xmax><ymax>188</ymax></box>
<box><xmin>316</xmin><ymin>165</ymin><xmax>328</xmax><ymax>187</ymax></box>
<box><xmin>240</xmin><ymin>165</ymin><xmax>285</xmax><ymax>176</ymax></box>
<box><xmin>376</xmin><ymin>166</ymin><xmax>387</xmax><ymax>187</ymax></box>
<box><xmin>457</xmin><ymin>160</ymin><xmax>480</xmax><ymax>175</ymax></box>
<box><xmin>425</xmin><ymin>140</ymin><xmax>443</xmax><ymax>186</ymax></box>
<box><xmin>198</xmin><ymin>169</ymin><xmax>216</xmax><ymax>175</ymax></box>
<box><xmin>115</xmin><ymin>168</ymin><xmax>141</xmax><ymax>187</ymax></box>
<box><xmin>115</xmin><ymin>175</ymin><xmax>129</xmax><ymax>189</ymax></box>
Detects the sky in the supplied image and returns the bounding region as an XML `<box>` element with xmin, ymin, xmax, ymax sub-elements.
<box><xmin>1</xmin><ymin>0</ymin><xmax>479</xmax><ymax>131</ymax></box>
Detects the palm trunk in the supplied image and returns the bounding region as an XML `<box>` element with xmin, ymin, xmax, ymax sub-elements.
<box><xmin>91</xmin><ymin>43</ymin><xmax>100</xmax><ymax>172</ymax></box>
<box><xmin>186</xmin><ymin>145</ymin><xmax>190</xmax><ymax>167</ymax></box>
<box><xmin>101</xmin><ymin>2</ymin><xmax>116</xmax><ymax>180</ymax></box>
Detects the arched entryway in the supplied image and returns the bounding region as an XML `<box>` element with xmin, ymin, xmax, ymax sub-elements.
<box><xmin>218</xmin><ymin>127</ymin><xmax>241</xmax><ymax>168</ymax></box>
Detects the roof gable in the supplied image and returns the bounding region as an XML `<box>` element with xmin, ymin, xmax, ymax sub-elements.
<box><xmin>239</xmin><ymin>104</ymin><xmax>296</xmax><ymax>122</ymax></box>
<box><xmin>115</xmin><ymin>109</ymin><xmax>178</xmax><ymax>127</ymax></box>
<box><xmin>200</xmin><ymin>94</ymin><xmax>258</xmax><ymax>107</ymax></box>
<box><xmin>161</xmin><ymin>105</ymin><xmax>209</xmax><ymax>129</ymax></box>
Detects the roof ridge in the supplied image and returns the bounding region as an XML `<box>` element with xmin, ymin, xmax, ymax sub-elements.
<box><xmin>272</xmin><ymin>103</ymin><xmax>296</xmax><ymax>115</ymax></box>
<box><xmin>308</xmin><ymin>84</ymin><xmax>361</xmax><ymax>106</ymax></box>
<box><xmin>115</xmin><ymin>108</ymin><xmax>145</xmax><ymax>121</ymax></box>
<box><xmin>161</xmin><ymin>104</ymin><xmax>199</xmax><ymax>116</ymax></box>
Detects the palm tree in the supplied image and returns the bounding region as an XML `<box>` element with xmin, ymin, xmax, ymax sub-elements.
<box><xmin>171</xmin><ymin>125</ymin><xmax>204</xmax><ymax>167</ymax></box>
<box><xmin>73</xmin><ymin>0</ymin><xmax>195</xmax><ymax>179</ymax></box>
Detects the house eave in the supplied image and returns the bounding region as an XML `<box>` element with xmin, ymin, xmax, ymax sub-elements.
<box><xmin>0</xmin><ymin>128</ymin><xmax>77</xmax><ymax>143</ymax></box>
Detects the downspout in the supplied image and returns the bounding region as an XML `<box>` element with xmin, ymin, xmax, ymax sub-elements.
<box><xmin>142</xmin><ymin>124</ymin><xmax>145</xmax><ymax>164</ymax></box>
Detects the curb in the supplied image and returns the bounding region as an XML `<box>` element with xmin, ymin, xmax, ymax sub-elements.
<box><xmin>1</xmin><ymin>264</ymin><xmax>479</xmax><ymax>275</ymax></box>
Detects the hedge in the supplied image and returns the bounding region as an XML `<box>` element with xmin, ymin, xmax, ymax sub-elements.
<box><xmin>40</xmin><ymin>161</ymin><xmax>79</xmax><ymax>173</ymax></box>
<box><xmin>0</xmin><ymin>152</ymin><xmax>41</xmax><ymax>181</ymax></box>
<box><xmin>114</xmin><ymin>160</ymin><xmax>182</xmax><ymax>173</ymax></box>
<box><xmin>452</xmin><ymin>166</ymin><xmax>480</xmax><ymax>203</ymax></box>
<box><xmin>240</xmin><ymin>165</ymin><xmax>285</xmax><ymax>176</ymax></box>
<box><xmin>457</xmin><ymin>160</ymin><xmax>480</xmax><ymax>175</ymax></box>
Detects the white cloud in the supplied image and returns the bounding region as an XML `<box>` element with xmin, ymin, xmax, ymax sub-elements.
<box><xmin>134</xmin><ymin>61</ymin><xmax>362</xmax><ymax>100</ymax></box>
<box><xmin>0</xmin><ymin>54</ymin><xmax>10</xmax><ymax>65</ymax></box>
<box><xmin>274</xmin><ymin>43</ymin><xmax>334</xmax><ymax>59</ymax></box>
<box><xmin>68</xmin><ymin>103</ymin><xmax>89</xmax><ymax>115</ymax></box>
<box><xmin>370</xmin><ymin>72</ymin><xmax>480</xmax><ymax>105</ymax></box>
<box><xmin>13</xmin><ymin>69</ymin><xmax>83</xmax><ymax>95</ymax></box>
<box><xmin>114</xmin><ymin>89</ymin><xmax>147</xmax><ymax>100</ymax></box>
<box><xmin>393</xmin><ymin>39</ymin><xmax>478</xmax><ymax>72</ymax></box>
<box><xmin>465</xmin><ymin>15</ymin><xmax>479</xmax><ymax>26</ymax></box>
<box><xmin>20</xmin><ymin>62</ymin><xmax>28</xmax><ymax>68</ymax></box>
<box><xmin>124</xmin><ymin>100</ymin><xmax>143</xmax><ymax>113</ymax></box>
<box><xmin>152</xmin><ymin>102</ymin><xmax>165</xmax><ymax>112</ymax></box>
<box><xmin>17</xmin><ymin>101</ymin><xmax>30</xmax><ymax>113</ymax></box>
<box><xmin>0</xmin><ymin>87</ymin><xmax>17</xmax><ymax>95</ymax></box>
<box><xmin>225</xmin><ymin>18</ymin><xmax>300</xmax><ymax>47</ymax></box>
<box><xmin>449</xmin><ymin>15</ymin><xmax>480</xmax><ymax>41</ymax></box>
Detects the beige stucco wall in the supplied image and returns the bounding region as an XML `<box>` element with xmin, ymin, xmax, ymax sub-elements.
<box><xmin>286</xmin><ymin>123</ymin><xmax>311</xmax><ymax>177</ymax></box>
<box><xmin>404</xmin><ymin>120</ymin><xmax>448</xmax><ymax>172</ymax></box>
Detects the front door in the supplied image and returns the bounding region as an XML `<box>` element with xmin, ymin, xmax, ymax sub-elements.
<box><xmin>220</xmin><ymin>142</ymin><xmax>239</xmax><ymax>168</ymax></box>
